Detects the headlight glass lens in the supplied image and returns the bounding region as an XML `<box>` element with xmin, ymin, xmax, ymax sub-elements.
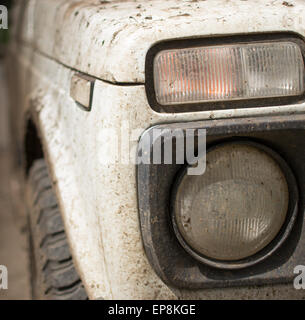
<box><xmin>173</xmin><ymin>142</ymin><xmax>289</xmax><ymax>261</ymax></box>
<box><xmin>154</xmin><ymin>41</ymin><xmax>304</xmax><ymax>105</ymax></box>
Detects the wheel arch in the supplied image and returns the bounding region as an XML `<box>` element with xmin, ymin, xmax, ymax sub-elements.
<box><xmin>24</xmin><ymin>116</ymin><xmax>44</xmax><ymax>175</ymax></box>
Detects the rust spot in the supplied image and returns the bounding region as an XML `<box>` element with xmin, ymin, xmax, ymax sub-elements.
<box><xmin>169</xmin><ymin>13</ymin><xmax>191</xmax><ymax>18</ymax></box>
<box><xmin>282</xmin><ymin>1</ymin><xmax>294</xmax><ymax>7</ymax></box>
<box><xmin>109</xmin><ymin>29</ymin><xmax>122</xmax><ymax>45</ymax></box>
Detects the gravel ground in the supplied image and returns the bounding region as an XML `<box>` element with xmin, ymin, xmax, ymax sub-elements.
<box><xmin>0</xmin><ymin>61</ymin><xmax>30</xmax><ymax>300</ymax></box>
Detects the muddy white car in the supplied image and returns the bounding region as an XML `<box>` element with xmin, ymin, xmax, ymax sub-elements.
<box><xmin>6</xmin><ymin>0</ymin><xmax>305</xmax><ymax>299</ymax></box>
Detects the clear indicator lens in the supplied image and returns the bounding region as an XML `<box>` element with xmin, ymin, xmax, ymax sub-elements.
<box><xmin>174</xmin><ymin>143</ymin><xmax>289</xmax><ymax>261</ymax></box>
<box><xmin>154</xmin><ymin>41</ymin><xmax>305</xmax><ymax>105</ymax></box>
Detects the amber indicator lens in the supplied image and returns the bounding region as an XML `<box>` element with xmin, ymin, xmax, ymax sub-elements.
<box><xmin>154</xmin><ymin>42</ymin><xmax>304</xmax><ymax>105</ymax></box>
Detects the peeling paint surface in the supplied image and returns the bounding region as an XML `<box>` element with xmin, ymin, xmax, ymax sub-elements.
<box><xmin>8</xmin><ymin>0</ymin><xmax>305</xmax><ymax>299</ymax></box>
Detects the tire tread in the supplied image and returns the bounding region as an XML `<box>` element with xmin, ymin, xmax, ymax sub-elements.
<box><xmin>27</xmin><ymin>159</ymin><xmax>87</xmax><ymax>300</ymax></box>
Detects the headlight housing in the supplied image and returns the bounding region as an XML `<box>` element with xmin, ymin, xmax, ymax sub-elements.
<box><xmin>137</xmin><ymin>117</ymin><xmax>301</xmax><ymax>287</ymax></box>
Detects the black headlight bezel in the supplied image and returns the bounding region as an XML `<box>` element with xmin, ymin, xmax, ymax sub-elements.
<box><xmin>145</xmin><ymin>32</ymin><xmax>305</xmax><ymax>113</ymax></box>
<box><xmin>137</xmin><ymin>114</ymin><xmax>305</xmax><ymax>289</ymax></box>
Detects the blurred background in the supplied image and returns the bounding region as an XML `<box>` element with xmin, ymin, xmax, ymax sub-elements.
<box><xmin>0</xmin><ymin>0</ymin><xmax>30</xmax><ymax>299</ymax></box>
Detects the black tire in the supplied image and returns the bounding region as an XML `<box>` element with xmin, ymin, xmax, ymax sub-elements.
<box><xmin>26</xmin><ymin>159</ymin><xmax>88</xmax><ymax>300</ymax></box>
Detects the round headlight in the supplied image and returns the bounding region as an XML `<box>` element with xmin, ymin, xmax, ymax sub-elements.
<box><xmin>172</xmin><ymin>141</ymin><xmax>297</xmax><ymax>269</ymax></box>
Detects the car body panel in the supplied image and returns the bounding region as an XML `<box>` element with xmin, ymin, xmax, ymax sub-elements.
<box><xmin>11</xmin><ymin>0</ymin><xmax>305</xmax><ymax>83</ymax></box>
<box><xmin>7</xmin><ymin>0</ymin><xmax>305</xmax><ymax>299</ymax></box>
